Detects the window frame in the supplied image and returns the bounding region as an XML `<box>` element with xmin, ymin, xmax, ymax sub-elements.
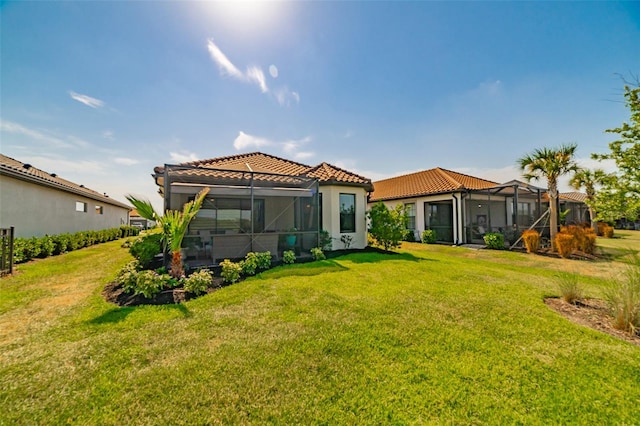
<box><xmin>339</xmin><ymin>193</ymin><xmax>356</xmax><ymax>233</ymax></box>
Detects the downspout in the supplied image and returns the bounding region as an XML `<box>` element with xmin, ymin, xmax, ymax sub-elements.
<box><xmin>460</xmin><ymin>190</ymin><xmax>468</xmax><ymax>244</ymax></box>
<box><xmin>452</xmin><ymin>193</ymin><xmax>460</xmax><ymax>245</ymax></box>
<box><xmin>487</xmin><ymin>188</ymin><xmax>492</xmax><ymax>232</ymax></box>
<box><xmin>249</xmin><ymin>170</ymin><xmax>255</xmax><ymax>252</ymax></box>
<box><xmin>513</xmin><ymin>184</ymin><xmax>519</xmax><ymax>235</ymax></box>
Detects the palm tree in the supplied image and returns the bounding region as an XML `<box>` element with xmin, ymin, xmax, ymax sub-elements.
<box><xmin>126</xmin><ymin>187</ymin><xmax>210</xmax><ymax>278</ymax></box>
<box><xmin>518</xmin><ymin>143</ymin><xmax>578</xmax><ymax>246</ymax></box>
<box><xmin>569</xmin><ymin>168</ymin><xmax>609</xmax><ymax>232</ymax></box>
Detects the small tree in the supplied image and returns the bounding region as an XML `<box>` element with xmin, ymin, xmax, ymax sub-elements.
<box><xmin>569</xmin><ymin>167</ymin><xmax>610</xmax><ymax>231</ymax></box>
<box><xmin>518</xmin><ymin>143</ymin><xmax>578</xmax><ymax>247</ymax></box>
<box><xmin>367</xmin><ymin>202</ymin><xmax>408</xmax><ymax>251</ymax></box>
<box><xmin>592</xmin><ymin>83</ymin><xmax>640</xmax><ymax>222</ymax></box>
<box><xmin>126</xmin><ymin>187</ymin><xmax>209</xmax><ymax>278</ymax></box>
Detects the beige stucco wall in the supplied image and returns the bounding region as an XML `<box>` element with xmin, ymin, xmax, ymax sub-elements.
<box><xmin>0</xmin><ymin>175</ymin><xmax>130</xmax><ymax>238</ymax></box>
<box><xmin>320</xmin><ymin>185</ymin><xmax>369</xmax><ymax>250</ymax></box>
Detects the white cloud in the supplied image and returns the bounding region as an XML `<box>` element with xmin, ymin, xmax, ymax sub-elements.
<box><xmin>206</xmin><ymin>38</ymin><xmax>300</xmax><ymax>106</ymax></box>
<box><xmin>103</xmin><ymin>130</ymin><xmax>114</xmax><ymax>140</ymax></box>
<box><xmin>233</xmin><ymin>131</ymin><xmax>273</xmax><ymax>150</ymax></box>
<box><xmin>68</xmin><ymin>91</ymin><xmax>104</xmax><ymax>108</ymax></box>
<box><xmin>246</xmin><ymin>66</ymin><xmax>268</xmax><ymax>93</ymax></box>
<box><xmin>0</xmin><ymin>119</ymin><xmax>71</xmax><ymax>148</ymax></box>
<box><xmin>206</xmin><ymin>39</ymin><xmax>243</xmax><ymax>78</ymax></box>
<box><xmin>293</xmin><ymin>151</ymin><xmax>314</xmax><ymax>160</ymax></box>
<box><xmin>16</xmin><ymin>154</ymin><xmax>107</xmax><ymax>176</ymax></box>
<box><xmin>114</xmin><ymin>157</ymin><xmax>139</xmax><ymax>166</ymax></box>
<box><xmin>169</xmin><ymin>151</ymin><xmax>199</xmax><ymax>163</ymax></box>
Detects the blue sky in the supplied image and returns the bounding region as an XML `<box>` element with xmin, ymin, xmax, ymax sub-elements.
<box><xmin>1</xmin><ymin>1</ymin><xmax>639</xmax><ymax>212</ymax></box>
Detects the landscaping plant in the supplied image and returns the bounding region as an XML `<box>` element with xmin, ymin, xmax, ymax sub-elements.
<box><xmin>183</xmin><ymin>269</ymin><xmax>213</xmax><ymax>295</ymax></box>
<box><xmin>367</xmin><ymin>201</ymin><xmax>408</xmax><ymax>251</ymax></box>
<box><xmin>521</xmin><ymin>229</ymin><xmax>541</xmax><ymax>253</ymax></box>
<box><xmin>556</xmin><ymin>271</ymin><xmax>583</xmax><ymax>304</ymax></box>
<box><xmin>311</xmin><ymin>247</ymin><xmax>325</xmax><ymax>260</ymax></box>
<box><xmin>483</xmin><ymin>232</ymin><xmax>505</xmax><ymax>250</ymax></box>
<box><xmin>283</xmin><ymin>250</ymin><xmax>296</xmax><ymax>264</ymax></box>
<box><xmin>220</xmin><ymin>259</ymin><xmax>242</xmax><ymax>283</ymax></box>
<box><xmin>421</xmin><ymin>229</ymin><xmax>437</xmax><ymax>244</ymax></box>
<box><xmin>605</xmin><ymin>254</ymin><xmax>640</xmax><ymax>334</ymax></box>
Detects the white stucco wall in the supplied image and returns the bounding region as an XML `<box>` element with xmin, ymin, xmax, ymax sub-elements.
<box><xmin>0</xmin><ymin>176</ymin><xmax>130</xmax><ymax>238</ymax></box>
<box><xmin>320</xmin><ymin>185</ymin><xmax>368</xmax><ymax>250</ymax></box>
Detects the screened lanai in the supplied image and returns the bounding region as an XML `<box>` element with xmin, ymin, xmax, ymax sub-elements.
<box><xmin>155</xmin><ymin>164</ymin><xmax>320</xmax><ymax>267</ymax></box>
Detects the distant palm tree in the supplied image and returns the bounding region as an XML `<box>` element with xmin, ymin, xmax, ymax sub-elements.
<box><xmin>570</xmin><ymin>168</ymin><xmax>609</xmax><ymax>232</ymax></box>
<box><xmin>518</xmin><ymin>144</ymin><xmax>578</xmax><ymax>246</ymax></box>
<box><xmin>126</xmin><ymin>187</ymin><xmax>209</xmax><ymax>278</ymax></box>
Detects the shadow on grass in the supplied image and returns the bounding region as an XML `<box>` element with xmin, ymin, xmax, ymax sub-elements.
<box><xmin>262</xmin><ymin>259</ymin><xmax>349</xmax><ymax>279</ymax></box>
<box><xmin>345</xmin><ymin>251</ymin><xmax>435</xmax><ymax>264</ymax></box>
<box><xmin>88</xmin><ymin>303</ymin><xmax>192</xmax><ymax>324</ymax></box>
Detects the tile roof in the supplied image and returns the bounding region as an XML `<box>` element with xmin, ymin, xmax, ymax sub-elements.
<box><xmin>154</xmin><ymin>152</ymin><xmax>373</xmax><ymax>192</ymax></box>
<box><xmin>559</xmin><ymin>192</ymin><xmax>588</xmax><ymax>203</ymax></box>
<box><xmin>0</xmin><ymin>154</ymin><xmax>130</xmax><ymax>209</ymax></box>
<box><xmin>370</xmin><ymin>167</ymin><xmax>498</xmax><ymax>202</ymax></box>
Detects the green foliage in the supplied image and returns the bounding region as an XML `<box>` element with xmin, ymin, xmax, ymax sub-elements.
<box><xmin>310</xmin><ymin>247</ymin><xmax>325</xmax><ymax>260</ymax></box>
<box><xmin>134</xmin><ymin>270</ymin><xmax>168</xmax><ymax>298</ymax></box>
<box><xmin>220</xmin><ymin>259</ymin><xmax>242</xmax><ymax>283</ymax></box>
<box><xmin>421</xmin><ymin>229</ymin><xmax>437</xmax><ymax>244</ymax></box>
<box><xmin>592</xmin><ymin>84</ymin><xmax>640</xmax><ymax>222</ymax></box>
<box><xmin>256</xmin><ymin>251</ymin><xmax>272</xmax><ymax>270</ymax></box>
<box><xmin>241</xmin><ymin>252</ymin><xmax>258</xmax><ymax>276</ymax></box>
<box><xmin>319</xmin><ymin>230</ymin><xmax>332</xmax><ymax>251</ymax></box>
<box><xmin>51</xmin><ymin>234</ymin><xmax>70</xmax><ymax>255</ymax></box>
<box><xmin>129</xmin><ymin>233</ymin><xmax>162</xmax><ymax>268</ymax></box>
<box><xmin>115</xmin><ymin>260</ymin><xmax>142</xmax><ymax>293</ymax></box>
<box><xmin>367</xmin><ymin>202</ymin><xmax>408</xmax><ymax>251</ymax></box>
<box><xmin>283</xmin><ymin>250</ymin><xmax>296</xmax><ymax>264</ymax></box>
<box><xmin>183</xmin><ymin>269</ymin><xmax>212</xmax><ymax>295</ymax></box>
<box><xmin>605</xmin><ymin>254</ymin><xmax>640</xmax><ymax>334</ymax></box>
<box><xmin>556</xmin><ymin>272</ymin><xmax>583</xmax><ymax>304</ymax></box>
<box><xmin>483</xmin><ymin>232</ymin><xmax>505</xmax><ymax>250</ymax></box>
<box><xmin>518</xmin><ymin>143</ymin><xmax>578</xmax><ymax>244</ymax></box>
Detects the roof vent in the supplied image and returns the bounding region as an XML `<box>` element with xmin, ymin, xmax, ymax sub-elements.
<box><xmin>23</xmin><ymin>164</ymin><xmax>32</xmax><ymax>169</ymax></box>
<box><xmin>50</xmin><ymin>173</ymin><xmax>57</xmax><ymax>177</ymax></box>
<box><xmin>79</xmin><ymin>184</ymin><xmax>84</xmax><ymax>188</ymax></box>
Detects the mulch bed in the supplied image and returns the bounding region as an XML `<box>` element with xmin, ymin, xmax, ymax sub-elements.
<box><xmin>545</xmin><ymin>297</ymin><xmax>640</xmax><ymax>346</ymax></box>
<box><xmin>102</xmin><ymin>277</ymin><xmax>227</xmax><ymax>307</ymax></box>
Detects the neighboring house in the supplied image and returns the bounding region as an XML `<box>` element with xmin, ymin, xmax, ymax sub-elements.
<box><xmin>152</xmin><ymin>152</ymin><xmax>373</xmax><ymax>266</ymax></box>
<box><xmin>129</xmin><ymin>208</ymin><xmax>154</xmax><ymax>230</ymax></box>
<box><xmin>369</xmin><ymin>167</ymin><xmax>589</xmax><ymax>246</ymax></box>
<box><xmin>0</xmin><ymin>154</ymin><xmax>130</xmax><ymax>238</ymax></box>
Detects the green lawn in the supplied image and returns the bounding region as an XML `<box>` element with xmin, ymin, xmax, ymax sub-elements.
<box><xmin>1</xmin><ymin>235</ymin><xmax>639</xmax><ymax>424</ymax></box>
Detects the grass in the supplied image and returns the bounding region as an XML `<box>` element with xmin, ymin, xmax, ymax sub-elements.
<box><xmin>1</xmin><ymin>236</ymin><xmax>640</xmax><ymax>423</ymax></box>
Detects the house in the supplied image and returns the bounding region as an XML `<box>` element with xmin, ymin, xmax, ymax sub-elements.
<box><xmin>369</xmin><ymin>167</ymin><xmax>589</xmax><ymax>246</ymax></box>
<box><xmin>0</xmin><ymin>154</ymin><xmax>131</xmax><ymax>238</ymax></box>
<box><xmin>129</xmin><ymin>208</ymin><xmax>154</xmax><ymax>230</ymax></box>
<box><xmin>152</xmin><ymin>152</ymin><xmax>373</xmax><ymax>266</ymax></box>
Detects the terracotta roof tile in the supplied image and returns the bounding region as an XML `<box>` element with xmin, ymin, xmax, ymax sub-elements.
<box><xmin>154</xmin><ymin>152</ymin><xmax>372</xmax><ymax>191</ymax></box>
<box><xmin>0</xmin><ymin>153</ymin><xmax>130</xmax><ymax>208</ymax></box>
<box><xmin>559</xmin><ymin>192</ymin><xmax>588</xmax><ymax>203</ymax></box>
<box><xmin>370</xmin><ymin>167</ymin><xmax>498</xmax><ymax>201</ymax></box>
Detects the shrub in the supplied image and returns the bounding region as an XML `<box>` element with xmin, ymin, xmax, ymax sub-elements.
<box><xmin>421</xmin><ymin>229</ymin><xmax>437</xmax><ymax>244</ymax></box>
<box><xmin>12</xmin><ymin>238</ymin><xmax>30</xmax><ymax>263</ymax></box>
<box><xmin>220</xmin><ymin>259</ymin><xmax>242</xmax><ymax>283</ymax></box>
<box><xmin>283</xmin><ymin>250</ymin><xmax>296</xmax><ymax>264</ymax></box>
<box><xmin>183</xmin><ymin>269</ymin><xmax>212</xmax><ymax>295</ymax></box>
<box><xmin>605</xmin><ymin>255</ymin><xmax>640</xmax><ymax>334</ymax></box>
<box><xmin>319</xmin><ymin>230</ymin><xmax>332</xmax><ymax>251</ymax></box>
<box><xmin>603</xmin><ymin>225</ymin><xmax>614</xmax><ymax>238</ymax></box>
<box><xmin>115</xmin><ymin>260</ymin><xmax>142</xmax><ymax>293</ymax></box>
<box><xmin>241</xmin><ymin>252</ymin><xmax>258</xmax><ymax>276</ymax></box>
<box><xmin>557</xmin><ymin>272</ymin><xmax>583</xmax><ymax>304</ymax></box>
<box><xmin>311</xmin><ymin>247</ymin><xmax>325</xmax><ymax>261</ymax></box>
<box><xmin>554</xmin><ymin>233</ymin><xmax>575</xmax><ymax>258</ymax></box>
<box><xmin>129</xmin><ymin>233</ymin><xmax>162</xmax><ymax>269</ymax></box>
<box><xmin>38</xmin><ymin>235</ymin><xmax>54</xmax><ymax>258</ymax></box>
<box><xmin>522</xmin><ymin>229</ymin><xmax>540</xmax><ymax>254</ymax></box>
<box><xmin>367</xmin><ymin>202</ymin><xmax>408</xmax><ymax>251</ymax></box>
<box><xmin>483</xmin><ymin>233</ymin><xmax>504</xmax><ymax>250</ymax></box>
<box><xmin>134</xmin><ymin>270</ymin><xmax>168</xmax><ymax>298</ymax></box>
<box><xmin>52</xmin><ymin>234</ymin><xmax>70</xmax><ymax>255</ymax></box>
<box><xmin>581</xmin><ymin>228</ymin><xmax>597</xmax><ymax>255</ymax></box>
<box><xmin>256</xmin><ymin>251</ymin><xmax>272</xmax><ymax>270</ymax></box>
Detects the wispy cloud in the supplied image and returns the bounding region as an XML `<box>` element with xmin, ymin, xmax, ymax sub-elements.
<box><xmin>68</xmin><ymin>91</ymin><xmax>104</xmax><ymax>108</ymax></box>
<box><xmin>233</xmin><ymin>131</ymin><xmax>313</xmax><ymax>160</ymax></box>
<box><xmin>206</xmin><ymin>38</ymin><xmax>299</xmax><ymax>105</ymax></box>
<box><xmin>16</xmin><ymin>154</ymin><xmax>107</xmax><ymax>176</ymax></box>
<box><xmin>0</xmin><ymin>119</ymin><xmax>71</xmax><ymax>148</ymax></box>
<box><xmin>233</xmin><ymin>131</ymin><xmax>273</xmax><ymax>150</ymax></box>
<box><xmin>169</xmin><ymin>151</ymin><xmax>199</xmax><ymax>163</ymax></box>
<box><xmin>103</xmin><ymin>130</ymin><xmax>114</xmax><ymax>140</ymax></box>
<box><xmin>114</xmin><ymin>157</ymin><xmax>139</xmax><ymax>166</ymax></box>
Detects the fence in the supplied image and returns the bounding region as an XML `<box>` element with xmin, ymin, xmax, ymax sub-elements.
<box><xmin>0</xmin><ymin>227</ymin><xmax>14</xmax><ymax>276</ymax></box>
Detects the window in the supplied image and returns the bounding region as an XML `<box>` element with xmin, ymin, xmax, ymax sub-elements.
<box><xmin>75</xmin><ymin>201</ymin><xmax>87</xmax><ymax>212</ymax></box>
<box><xmin>339</xmin><ymin>193</ymin><xmax>356</xmax><ymax>233</ymax></box>
<box><xmin>95</xmin><ymin>205</ymin><xmax>103</xmax><ymax>215</ymax></box>
<box><xmin>405</xmin><ymin>203</ymin><xmax>416</xmax><ymax>230</ymax></box>
<box><xmin>199</xmin><ymin>198</ymin><xmax>265</xmax><ymax>233</ymax></box>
